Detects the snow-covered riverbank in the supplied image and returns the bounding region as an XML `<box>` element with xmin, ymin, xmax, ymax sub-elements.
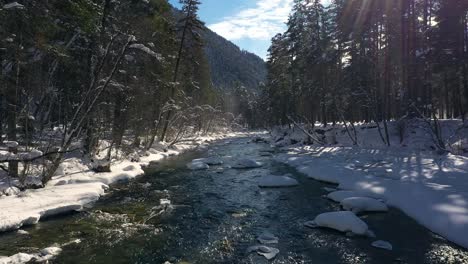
<box><xmin>269</xmin><ymin>120</ymin><xmax>468</xmax><ymax>249</ymax></box>
<box><xmin>0</xmin><ymin>133</ymin><xmax>242</xmax><ymax>234</ymax></box>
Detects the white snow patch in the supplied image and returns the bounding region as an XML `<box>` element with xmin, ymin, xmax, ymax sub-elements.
<box><xmin>307</xmin><ymin>211</ymin><xmax>370</xmax><ymax>236</ymax></box>
<box><xmin>258</xmin><ymin>174</ymin><xmax>299</xmax><ymax>188</ymax></box>
<box><xmin>341</xmin><ymin>197</ymin><xmax>388</xmax><ymax>214</ymax></box>
<box><xmin>187</xmin><ymin>161</ymin><xmax>209</xmax><ymax>170</ymax></box>
<box><xmin>3</xmin><ymin>2</ymin><xmax>24</xmax><ymax>10</ymax></box>
<box><xmin>371</xmin><ymin>240</ymin><xmax>393</xmax><ymax>251</ymax></box>
<box><xmin>0</xmin><ymin>246</ymin><xmax>62</xmax><ymax>264</ymax></box>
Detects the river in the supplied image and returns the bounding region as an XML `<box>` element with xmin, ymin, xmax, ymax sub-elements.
<box><xmin>0</xmin><ymin>136</ymin><xmax>467</xmax><ymax>263</ymax></box>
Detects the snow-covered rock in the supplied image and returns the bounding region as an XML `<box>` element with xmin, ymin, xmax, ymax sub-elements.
<box><xmin>2</xmin><ymin>141</ymin><xmax>18</xmax><ymax>148</ymax></box>
<box><xmin>159</xmin><ymin>199</ymin><xmax>171</xmax><ymax>206</ymax></box>
<box><xmin>39</xmin><ymin>247</ymin><xmax>62</xmax><ymax>258</ymax></box>
<box><xmin>322</xmin><ymin>187</ymin><xmax>337</xmax><ymax>192</ymax></box>
<box><xmin>258</xmin><ymin>174</ymin><xmax>299</xmax><ymax>188</ymax></box>
<box><xmin>232</xmin><ymin>159</ymin><xmax>262</xmax><ymax>169</ymax></box>
<box><xmin>305</xmin><ymin>211</ymin><xmax>371</xmax><ymax>236</ymax></box>
<box><xmin>3</xmin><ymin>2</ymin><xmax>24</xmax><ymax>10</ymax></box>
<box><xmin>2</xmin><ymin>187</ymin><xmax>20</xmax><ymax>196</ymax></box>
<box><xmin>341</xmin><ymin>197</ymin><xmax>388</xmax><ymax>214</ymax></box>
<box><xmin>327</xmin><ymin>190</ymin><xmax>362</xmax><ymax>202</ymax></box>
<box><xmin>371</xmin><ymin>240</ymin><xmax>393</xmax><ymax>251</ymax></box>
<box><xmin>247</xmin><ymin>245</ymin><xmax>279</xmax><ymax>260</ymax></box>
<box><xmin>0</xmin><ymin>246</ymin><xmax>62</xmax><ymax>264</ymax></box>
<box><xmin>0</xmin><ymin>253</ymin><xmax>33</xmax><ymax>264</ymax></box>
<box><xmin>0</xmin><ymin>183</ymin><xmax>107</xmax><ymax>232</ymax></box>
<box><xmin>186</xmin><ymin>161</ymin><xmax>209</xmax><ymax>170</ymax></box>
<box><xmin>257</xmin><ymin>232</ymin><xmax>279</xmax><ymax>244</ymax></box>
<box><xmin>192</xmin><ymin>157</ymin><xmax>223</xmax><ymax>165</ymax></box>
<box><xmin>16</xmin><ymin>230</ymin><xmax>29</xmax><ymax>235</ymax></box>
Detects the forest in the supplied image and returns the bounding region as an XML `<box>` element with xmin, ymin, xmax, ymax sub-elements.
<box><xmin>259</xmin><ymin>0</ymin><xmax>468</xmax><ymax>130</ymax></box>
<box><xmin>1</xmin><ymin>1</ymin><xmax>468</xmax><ymax>263</ymax></box>
<box><xmin>0</xmin><ymin>0</ymin><xmax>264</xmax><ymax>188</ymax></box>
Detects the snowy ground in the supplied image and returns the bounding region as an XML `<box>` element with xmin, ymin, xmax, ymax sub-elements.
<box><xmin>270</xmin><ymin>119</ymin><xmax>468</xmax><ymax>249</ymax></box>
<box><xmin>0</xmin><ymin>133</ymin><xmax>244</xmax><ymax>235</ymax></box>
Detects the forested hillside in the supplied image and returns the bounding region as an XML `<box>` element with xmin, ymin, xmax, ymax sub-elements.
<box><xmin>203</xmin><ymin>28</ymin><xmax>266</xmax><ymax>92</ymax></box>
<box><xmin>0</xmin><ymin>0</ymin><xmax>245</xmax><ymax>187</ymax></box>
<box><xmin>259</xmin><ymin>0</ymin><xmax>468</xmax><ymax>132</ymax></box>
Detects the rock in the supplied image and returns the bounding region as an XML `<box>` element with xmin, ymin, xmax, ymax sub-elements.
<box><xmin>232</xmin><ymin>159</ymin><xmax>262</xmax><ymax>169</ymax></box>
<box><xmin>247</xmin><ymin>245</ymin><xmax>280</xmax><ymax>260</ymax></box>
<box><xmin>257</xmin><ymin>232</ymin><xmax>279</xmax><ymax>244</ymax></box>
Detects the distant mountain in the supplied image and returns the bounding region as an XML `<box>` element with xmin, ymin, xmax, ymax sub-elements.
<box><xmin>202</xmin><ymin>28</ymin><xmax>267</xmax><ymax>91</ymax></box>
<box><xmin>171</xmin><ymin>6</ymin><xmax>266</xmax><ymax>92</ymax></box>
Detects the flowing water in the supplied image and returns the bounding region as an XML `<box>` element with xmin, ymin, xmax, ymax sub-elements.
<box><xmin>0</xmin><ymin>137</ymin><xmax>467</xmax><ymax>264</ymax></box>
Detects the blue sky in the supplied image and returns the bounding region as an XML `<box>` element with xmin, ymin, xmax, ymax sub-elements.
<box><xmin>169</xmin><ymin>0</ymin><xmax>294</xmax><ymax>60</ymax></box>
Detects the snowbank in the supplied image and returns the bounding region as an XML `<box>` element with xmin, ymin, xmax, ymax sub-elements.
<box><xmin>0</xmin><ymin>133</ymin><xmax>239</xmax><ymax>233</ymax></box>
<box><xmin>305</xmin><ymin>211</ymin><xmax>370</xmax><ymax>236</ymax></box>
<box><xmin>276</xmin><ymin>143</ymin><xmax>468</xmax><ymax>249</ymax></box>
<box><xmin>258</xmin><ymin>174</ymin><xmax>299</xmax><ymax>188</ymax></box>
<box><xmin>0</xmin><ymin>246</ymin><xmax>62</xmax><ymax>264</ymax></box>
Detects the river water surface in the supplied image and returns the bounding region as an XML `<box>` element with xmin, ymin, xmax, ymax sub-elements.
<box><xmin>0</xmin><ymin>137</ymin><xmax>467</xmax><ymax>263</ymax></box>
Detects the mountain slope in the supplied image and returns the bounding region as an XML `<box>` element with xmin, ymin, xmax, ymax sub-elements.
<box><xmin>202</xmin><ymin>28</ymin><xmax>267</xmax><ymax>91</ymax></box>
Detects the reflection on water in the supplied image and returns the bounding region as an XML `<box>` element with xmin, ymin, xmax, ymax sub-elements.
<box><xmin>0</xmin><ymin>137</ymin><xmax>466</xmax><ymax>263</ymax></box>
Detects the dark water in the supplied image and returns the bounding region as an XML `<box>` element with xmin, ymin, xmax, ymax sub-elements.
<box><xmin>0</xmin><ymin>137</ymin><xmax>467</xmax><ymax>263</ymax></box>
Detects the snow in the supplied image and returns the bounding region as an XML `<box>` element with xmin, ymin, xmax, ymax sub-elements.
<box><xmin>371</xmin><ymin>240</ymin><xmax>393</xmax><ymax>251</ymax></box>
<box><xmin>341</xmin><ymin>197</ymin><xmax>388</xmax><ymax>214</ymax></box>
<box><xmin>258</xmin><ymin>174</ymin><xmax>299</xmax><ymax>188</ymax></box>
<box><xmin>306</xmin><ymin>211</ymin><xmax>370</xmax><ymax>236</ymax></box>
<box><xmin>273</xmin><ymin>120</ymin><xmax>468</xmax><ymax>249</ymax></box>
<box><xmin>232</xmin><ymin>158</ymin><xmax>262</xmax><ymax>169</ymax></box>
<box><xmin>327</xmin><ymin>190</ymin><xmax>363</xmax><ymax>203</ymax></box>
<box><xmin>2</xmin><ymin>187</ymin><xmax>20</xmax><ymax>196</ymax></box>
<box><xmin>0</xmin><ymin>182</ymin><xmax>107</xmax><ymax>232</ymax></box>
<box><xmin>129</xmin><ymin>44</ymin><xmax>162</xmax><ymax>60</ymax></box>
<box><xmin>0</xmin><ymin>133</ymin><xmax>239</xmax><ymax>233</ymax></box>
<box><xmin>3</xmin><ymin>2</ymin><xmax>24</xmax><ymax>10</ymax></box>
<box><xmin>3</xmin><ymin>141</ymin><xmax>18</xmax><ymax>148</ymax></box>
<box><xmin>187</xmin><ymin>160</ymin><xmax>209</xmax><ymax>170</ymax></box>
<box><xmin>0</xmin><ymin>246</ymin><xmax>62</xmax><ymax>264</ymax></box>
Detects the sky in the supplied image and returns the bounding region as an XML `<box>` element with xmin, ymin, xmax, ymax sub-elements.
<box><xmin>169</xmin><ymin>0</ymin><xmax>295</xmax><ymax>60</ymax></box>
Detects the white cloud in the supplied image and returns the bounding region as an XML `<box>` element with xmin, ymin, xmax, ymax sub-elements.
<box><xmin>208</xmin><ymin>0</ymin><xmax>293</xmax><ymax>41</ymax></box>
